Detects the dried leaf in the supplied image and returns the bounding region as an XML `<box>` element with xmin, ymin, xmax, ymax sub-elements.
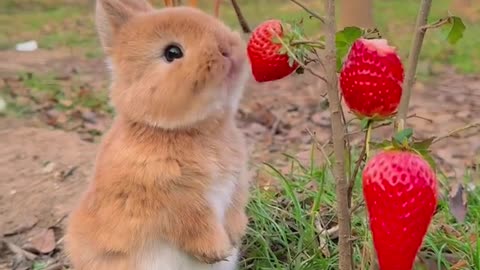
<box><xmin>448</xmin><ymin>182</ymin><xmax>468</xmax><ymax>223</ymax></box>
<box><xmin>42</xmin><ymin>162</ymin><xmax>56</xmax><ymax>174</ymax></box>
<box><xmin>450</xmin><ymin>259</ymin><xmax>469</xmax><ymax>270</ymax></box>
<box><xmin>29</xmin><ymin>228</ymin><xmax>56</xmax><ymax>254</ymax></box>
<box><xmin>4</xmin><ymin>216</ymin><xmax>38</xmax><ymax>237</ymax></box>
<box><xmin>59</xmin><ymin>99</ymin><xmax>73</xmax><ymax>107</ymax></box>
<box><xmin>0</xmin><ymin>96</ymin><xmax>6</xmax><ymax>113</ymax></box>
<box><xmin>440</xmin><ymin>224</ymin><xmax>462</xmax><ymax>238</ymax></box>
<box><xmin>417</xmin><ymin>252</ymin><xmax>445</xmax><ymax>270</ymax></box>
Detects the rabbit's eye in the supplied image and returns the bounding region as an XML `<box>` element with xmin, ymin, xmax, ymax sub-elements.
<box><xmin>164</xmin><ymin>44</ymin><xmax>183</xmax><ymax>63</ymax></box>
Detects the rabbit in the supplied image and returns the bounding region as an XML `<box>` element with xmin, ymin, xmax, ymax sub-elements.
<box><xmin>64</xmin><ymin>0</ymin><xmax>251</xmax><ymax>269</ymax></box>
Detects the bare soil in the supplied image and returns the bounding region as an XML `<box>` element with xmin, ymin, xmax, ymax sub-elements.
<box><xmin>0</xmin><ymin>49</ymin><xmax>479</xmax><ymax>269</ymax></box>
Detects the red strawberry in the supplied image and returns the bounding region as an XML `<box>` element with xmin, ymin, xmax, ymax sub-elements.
<box><xmin>247</xmin><ymin>19</ymin><xmax>299</xmax><ymax>82</ymax></box>
<box><xmin>339</xmin><ymin>38</ymin><xmax>404</xmax><ymax>119</ymax></box>
<box><xmin>362</xmin><ymin>150</ymin><xmax>437</xmax><ymax>270</ymax></box>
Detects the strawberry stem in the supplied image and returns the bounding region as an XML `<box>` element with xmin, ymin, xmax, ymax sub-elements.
<box><xmin>291</xmin><ymin>40</ymin><xmax>325</xmax><ymax>49</ymax></box>
<box><xmin>365</xmin><ymin>120</ymin><xmax>373</xmax><ymax>158</ymax></box>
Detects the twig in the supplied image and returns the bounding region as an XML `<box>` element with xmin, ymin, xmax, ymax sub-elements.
<box><xmin>395</xmin><ymin>0</ymin><xmax>433</xmax><ymax>131</ymax></box>
<box><xmin>410</xmin><ymin>113</ymin><xmax>433</xmax><ymax>123</ymax></box>
<box><xmin>324</xmin><ymin>0</ymin><xmax>353</xmax><ymax>269</ymax></box>
<box><xmin>306</xmin><ymin>129</ymin><xmax>332</xmax><ymax>167</ymax></box>
<box><xmin>350</xmin><ymin>200</ymin><xmax>365</xmax><ymax>215</ymax></box>
<box><xmin>346</xmin><ymin>114</ymin><xmax>425</xmax><ymax>137</ymax></box>
<box><xmin>346</xmin><ymin>121</ymin><xmax>391</xmax><ymax>137</ymax></box>
<box><xmin>230</xmin><ymin>0</ymin><xmax>251</xmax><ymax>33</ymax></box>
<box><xmin>421</xmin><ymin>16</ymin><xmax>453</xmax><ymax>30</ymax></box>
<box><xmin>432</xmin><ymin>122</ymin><xmax>480</xmax><ymax>144</ymax></box>
<box><xmin>290</xmin><ymin>0</ymin><xmax>325</xmax><ymax>23</ymax></box>
<box><xmin>2</xmin><ymin>239</ymin><xmax>37</xmax><ymax>261</ymax></box>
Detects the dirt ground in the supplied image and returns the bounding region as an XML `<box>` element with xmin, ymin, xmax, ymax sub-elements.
<box><xmin>0</xmin><ymin>48</ymin><xmax>479</xmax><ymax>269</ymax></box>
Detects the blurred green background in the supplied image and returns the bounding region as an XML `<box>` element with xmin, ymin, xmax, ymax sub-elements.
<box><xmin>1</xmin><ymin>0</ymin><xmax>479</xmax><ymax>73</ymax></box>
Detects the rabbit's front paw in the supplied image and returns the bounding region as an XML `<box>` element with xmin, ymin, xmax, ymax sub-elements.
<box><xmin>191</xmin><ymin>226</ymin><xmax>233</xmax><ymax>264</ymax></box>
<box><xmin>226</xmin><ymin>210</ymin><xmax>248</xmax><ymax>247</ymax></box>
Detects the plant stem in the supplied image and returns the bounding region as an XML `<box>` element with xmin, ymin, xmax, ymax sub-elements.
<box><xmin>395</xmin><ymin>0</ymin><xmax>433</xmax><ymax>131</ymax></box>
<box><xmin>348</xmin><ymin>143</ymin><xmax>366</xmax><ymax>208</ymax></box>
<box><xmin>365</xmin><ymin>120</ymin><xmax>373</xmax><ymax>158</ymax></box>
<box><xmin>230</xmin><ymin>0</ymin><xmax>251</xmax><ymax>33</ymax></box>
<box><xmin>324</xmin><ymin>0</ymin><xmax>352</xmax><ymax>269</ymax></box>
<box><xmin>347</xmin><ymin>120</ymin><xmax>372</xmax><ymax>208</ymax></box>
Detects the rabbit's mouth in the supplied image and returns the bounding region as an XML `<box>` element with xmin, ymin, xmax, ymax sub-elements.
<box><xmin>224</xmin><ymin>53</ymin><xmax>245</xmax><ymax>81</ymax></box>
<box><xmin>225</xmin><ymin>58</ymin><xmax>237</xmax><ymax>79</ymax></box>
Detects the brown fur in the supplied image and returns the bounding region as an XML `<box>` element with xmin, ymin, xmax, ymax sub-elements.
<box><xmin>65</xmin><ymin>1</ymin><xmax>251</xmax><ymax>269</ymax></box>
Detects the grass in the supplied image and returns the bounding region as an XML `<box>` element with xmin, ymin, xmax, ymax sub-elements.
<box><xmin>1</xmin><ymin>0</ymin><xmax>480</xmax><ymax>73</ymax></box>
<box><xmin>0</xmin><ymin>1</ymin><xmax>99</xmax><ymax>55</ymax></box>
<box><xmin>0</xmin><ymin>72</ymin><xmax>112</xmax><ymax>118</ymax></box>
<box><xmin>240</xmin><ymin>149</ymin><xmax>480</xmax><ymax>269</ymax></box>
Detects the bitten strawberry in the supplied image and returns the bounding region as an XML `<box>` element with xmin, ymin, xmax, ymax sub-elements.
<box><xmin>362</xmin><ymin>150</ymin><xmax>437</xmax><ymax>270</ymax></box>
<box><xmin>247</xmin><ymin>19</ymin><xmax>299</xmax><ymax>82</ymax></box>
<box><xmin>339</xmin><ymin>38</ymin><xmax>404</xmax><ymax>119</ymax></box>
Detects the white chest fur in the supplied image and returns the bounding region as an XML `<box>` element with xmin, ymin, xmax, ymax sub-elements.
<box><xmin>139</xmin><ymin>243</ymin><xmax>238</xmax><ymax>270</ymax></box>
<box><xmin>206</xmin><ymin>174</ymin><xmax>236</xmax><ymax>225</ymax></box>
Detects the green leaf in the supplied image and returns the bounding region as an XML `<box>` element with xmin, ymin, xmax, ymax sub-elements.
<box><xmin>417</xmin><ymin>149</ymin><xmax>437</xmax><ymax>171</ymax></box>
<box><xmin>369</xmin><ymin>140</ymin><xmax>392</xmax><ymax>150</ymax></box>
<box><xmin>446</xmin><ymin>16</ymin><xmax>466</xmax><ymax>45</ymax></box>
<box><xmin>32</xmin><ymin>262</ymin><xmax>47</xmax><ymax>270</ymax></box>
<box><xmin>335</xmin><ymin>27</ymin><xmax>362</xmax><ymax>71</ymax></box>
<box><xmin>392</xmin><ymin>137</ymin><xmax>402</xmax><ymax>149</ymax></box>
<box><xmin>336</xmin><ymin>43</ymin><xmax>350</xmax><ymax>71</ymax></box>
<box><xmin>393</xmin><ymin>128</ymin><xmax>413</xmax><ymax>145</ymax></box>
<box><xmin>336</xmin><ymin>27</ymin><xmax>363</xmax><ymax>44</ymax></box>
<box><xmin>412</xmin><ymin>137</ymin><xmax>436</xmax><ymax>151</ymax></box>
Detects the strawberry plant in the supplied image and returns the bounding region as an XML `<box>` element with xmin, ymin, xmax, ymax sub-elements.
<box><xmin>231</xmin><ymin>0</ymin><xmax>471</xmax><ymax>269</ymax></box>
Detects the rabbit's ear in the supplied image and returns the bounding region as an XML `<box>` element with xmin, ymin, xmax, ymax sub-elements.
<box><xmin>121</xmin><ymin>0</ymin><xmax>154</xmax><ymax>12</ymax></box>
<box><xmin>95</xmin><ymin>0</ymin><xmax>152</xmax><ymax>51</ymax></box>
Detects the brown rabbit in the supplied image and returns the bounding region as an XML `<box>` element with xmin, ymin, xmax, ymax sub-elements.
<box><xmin>64</xmin><ymin>1</ymin><xmax>251</xmax><ymax>269</ymax></box>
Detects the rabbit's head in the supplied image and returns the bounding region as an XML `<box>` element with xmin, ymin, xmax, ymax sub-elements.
<box><xmin>96</xmin><ymin>0</ymin><xmax>249</xmax><ymax>129</ymax></box>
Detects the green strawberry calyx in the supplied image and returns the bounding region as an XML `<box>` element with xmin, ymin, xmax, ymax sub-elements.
<box><xmin>270</xmin><ymin>19</ymin><xmax>320</xmax><ymax>72</ymax></box>
<box><xmin>369</xmin><ymin>127</ymin><xmax>437</xmax><ymax>171</ymax></box>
